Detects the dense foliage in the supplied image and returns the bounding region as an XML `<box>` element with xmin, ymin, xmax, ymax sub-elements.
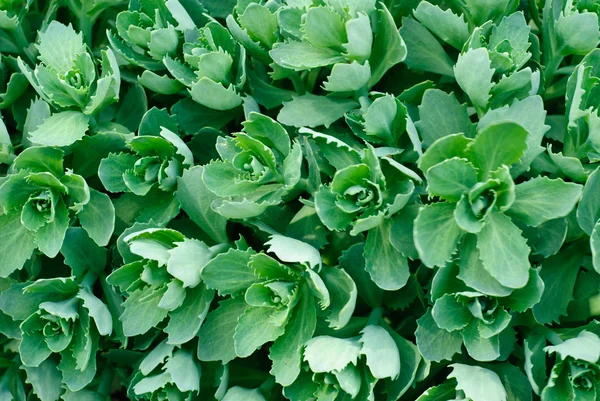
<box><xmin>0</xmin><ymin>0</ymin><xmax>599</xmax><ymax>400</ymax></box>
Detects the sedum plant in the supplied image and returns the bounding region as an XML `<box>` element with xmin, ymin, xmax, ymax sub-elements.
<box><xmin>202</xmin><ymin>112</ymin><xmax>302</xmax><ymax>219</ymax></box>
<box><xmin>414</xmin><ymin>121</ymin><xmax>582</xmax><ymax>289</ymax></box>
<box><xmin>18</xmin><ymin>21</ymin><xmax>121</xmax><ymax>146</ymax></box>
<box><xmin>0</xmin><ymin>146</ymin><xmax>115</xmax><ymax>276</ymax></box>
<box><xmin>0</xmin><ymin>276</ymin><xmax>113</xmax><ymax>392</ymax></box>
<box><xmin>107</xmin><ymin>228</ymin><xmax>227</xmax><ymax>342</ymax></box>
<box><xmin>197</xmin><ymin>234</ymin><xmax>357</xmax><ymax>387</ymax></box>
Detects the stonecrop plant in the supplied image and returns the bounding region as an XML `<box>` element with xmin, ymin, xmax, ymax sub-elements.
<box><xmin>0</xmin><ymin>0</ymin><xmax>599</xmax><ymax>400</ymax></box>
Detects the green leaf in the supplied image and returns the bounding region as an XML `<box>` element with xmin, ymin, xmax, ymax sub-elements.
<box><xmin>0</xmin><ymin>212</ymin><xmax>36</xmax><ymax>277</ymax></box>
<box><xmin>415</xmin><ymin>309</ymin><xmax>462</xmax><ymax>362</ymax></box>
<box><xmin>23</xmin><ymin>358</ymin><xmax>62</xmax><ymax>401</ymax></box>
<box><xmin>432</xmin><ymin>294</ymin><xmax>471</xmax><ymax>331</ymax></box>
<box><xmin>414</xmin><ymin>203</ymin><xmax>464</xmax><ymax>267</ymax></box>
<box><xmin>314</xmin><ymin>185</ymin><xmax>355</xmax><ymax>231</ymax></box>
<box><xmin>77</xmin><ymin>288</ymin><xmax>112</xmax><ymax>336</ymax></box>
<box><xmin>20</xmin><ymin>328</ymin><xmax>52</xmax><ymax>367</ymax></box>
<box><xmin>426</xmin><ymin>158</ymin><xmax>478</xmax><ymax>201</ymax></box>
<box><xmin>323</xmin><ymin>61</ymin><xmax>371</xmax><ymax>92</ymax></box>
<box><xmin>270</xmin><ymin>42</ymin><xmax>346</xmax><ymax>71</ymax></box>
<box><xmin>555</xmin><ymin>12</ymin><xmax>600</xmax><ymax>56</ymax></box>
<box><xmin>470</xmin><ymin>122</ymin><xmax>529</xmax><ymax>179</ymax></box>
<box><xmin>368</xmin><ymin>4</ymin><xmax>407</xmax><ymax>87</ymax></box>
<box><xmin>269</xmin><ymin>284</ymin><xmax>317</xmax><ymax>386</ymax></box>
<box><xmin>60</xmin><ymin>228</ymin><xmax>107</xmax><ymax>276</ymax></box>
<box><xmin>545</xmin><ymin>331</ymin><xmax>600</xmax><ymax>363</ymax></box>
<box><xmin>79</xmin><ymin>189</ymin><xmax>115</xmax><ymax>246</ymax></box>
<box><xmin>506</xmin><ymin>176</ymin><xmax>582</xmax><ymax>227</ymax></box>
<box><xmin>190</xmin><ymin>77</ymin><xmax>242</xmax><ymax>111</ymax></box>
<box><xmin>197</xmin><ymin>297</ymin><xmax>247</xmax><ymax>363</ymax></box>
<box><xmin>133</xmin><ymin>373</ymin><xmax>171</xmax><ymax>396</ymax></box>
<box><xmin>277</xmin><ymin>94</ymin><xmax>359</xmax><ymax>128</ymax></box>
<box><xmin>592</xmin><ymin>221</ymin><xmax>600</xmax><ymax>274</ymax></box>
<box><xmin>415</xmin><ymin>382</ymin><xmax>457</xmax><ymax>401</ymax></box>
<box><xmin>12</xmin><ymin>146</ymin><xmax>64</xmax><ymax>177</ymax></box>
<box><xmin>164</xmin><ymin>349</ymin><xmax>201</xmax><ymax>393</ymax></box>
<box><xmin>120</xmin><ymin>286</ymin><xmax>169</xmax><ymax>337</ymax></box>
<box><xmin>265</xmin><ymin>234</ymin><xmax>321</xmax><ymax>270</ymax></box>
<box><xmin>413</xmin><ymin>2</ymin><xmax>469</xmax><ymax>49</ymax></box>
<box><xmin>524</xmin><ymin>334</ymin><xmax>547</xmax><ymax>395</ymax></box>
<box><xmin>138</xmin><ymin>70</ymin><xmax>185</xmax><ymax>95</ymax></box>
<box><xmin>476</xmin><ymin>210</ymin><xmax>530</xmax><ymax>289</ymax></box>
<box><xmin>532</xmin><ymin>247</ymin><xmax>583</xmax><ymax>324</ymax></box>
<box><xmin>400</xmin><ymin>17</ymin><xmax>454</xmax><ymax>77</ymax></box>
<box><xmin>339</xmin><ymin>243</ymin><xmax>383</xmax><ymax>308</ymax></box>
<box><xmin>418</xmin><ymin>133</ymin><xmax>474</xmax><ymax>173</ymax></box>
<box><xmin>577</xmin><ymin>166</ymin><xmax>600</xmax><ymax>235</ymax></box>
<box><xmin>36</xmin><ymin>21</ymin><xmax>86</xmax><ymax>75</ymax></box>
<box><xmin>234</xmin><ymin>306</ymin><xmax>286</xmax><ymax>358</ymax></box>
<box><xmin>364</xmin><ymin>219</ymin><xmax>410</xmax><ymax>290</ymax></box>
<box><xmin>457</xmin><ymin>234</ymin><xmax>512</xmax><ymax>297</ymax></box>
<box><xmin>487</xmin><ymin>363</ymin><xmax>533</xmax><ymax>401</ymax></box>
<box><xmin>385</xmin><ymin>328</ymin><xmax>423</xmax><ymax>400</ymax></box>
<box><xmin>35</xmin><ymin>201</ymin><xmax>69</xmax><ymax>258</ymax></box>
<box><xmin>302</xmin><ymin>6</ymin><xmax>345</xmax><ymax>50</ymax></box>
<box><xmin>98</xmin><ymin>152</ymin><xmax>137</xmax><ymax>193</ymax></box>
<box><xmin>448</xmin><ymin>364</ymin><xmax>507</xmax><ymax>401</ymax></box>
<box><xmin>29</xmin><ymin>111</ymin><xmax>90</xmax><ymax>147</ymax></box>
<box><xmin>202</xmin><ymin>248</ymin><xmax>257</xmax><ymax>296</ymax></box>
<box><xmin>303</xmin><ymin>336</ymin><xmax>361</xmax><ymax>372</ymax></box>
<box><xmin>389</xmin><ymin>204</ymin><xmax>420</xmax><ymax>260</ymax></box>
<box><xmin>167</xmin><ymin>238</ymin><xmax>213</xmax><ymax>288</ymax></box>
<box><xmin>478</xmin><ymin>95</ymin><xmax>549</xmax><ymax>173</ymax></box>
<box><xmin>416</xmin><ymin>89</ymin><xmax>476</xmax><ymax>147</ymax></box>
<box><xmin>176</xmin><ymin>166</ymin><xmax>228</xmax><ymax>243</ymax></box>
<box><xmin>165</xmin><ymin>283</ymin><xmax>214</xmax><ymax>345</ymax></box>
<box><xmin>360</xmin><ymin>325</ymin><xmax>400</xmax><ymax>379</ymax></box>
<box><xmin>0</xmin><ymin>282</ymin><xmax>61</xmax><ymax>321</ymax></box>
<box><xmin>454</xmin><ymin>48</ymin><xmax>495</xmax><ymax>112</ymax></box>
<box><xmin>461</xmin><ymin>321</ymin><xmax>501</xmax><ymax>361</ymax></box>
<box><xmin>222</xmin><ymin>387</ymin><xmax>267</xmax><ymax>401</ymax></box>
<box><xmin>320</xmin><ymin>266</ymin><xmax>356</xmax><ymax>330</ymax></box>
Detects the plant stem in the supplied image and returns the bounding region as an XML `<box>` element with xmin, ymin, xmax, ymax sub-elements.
<box><xmin>544</xmin><ymin>54</ymin><xmax>563</xmax><ymax>87</ymax></box>
<box><xmin>367</xmin><ymin>306</ymin><xmax>383</xmax><ymax>326</ymax></box>
<box><xmin>80</xmin><ymin>269</ymin><xmax>99</xmax><ymax>288</ymax></box>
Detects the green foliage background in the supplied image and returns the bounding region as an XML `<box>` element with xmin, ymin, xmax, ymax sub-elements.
<box><xmin>0</xmin><ymin>0</ymin><xmax>600</xmax><ymax>400</ymax></box>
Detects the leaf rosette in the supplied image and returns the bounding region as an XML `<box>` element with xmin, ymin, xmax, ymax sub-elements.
<box><xmin>0</xmin><ymin>146</ymin><xmax>115</xmax><ymax>276</ymax></box>
<box><xmin>0</xmin><ymin>276</ymin><xmax>113</xmax><ymax>392</ymax></box>
<box><xmin>416</xmin><ymin>260</ymin><xmax>543</xmax><ymax>362</ymax></box>
<box><xmin>453</xmin><ymin>12</ymin><xmax>538</xmax><ymax>115</ymax></box>
<box><xmin>109</xmin><ymin>0</ymin><xmax>182</xmax><ymax>71</ymax></box>
<box><xmin>345</xmin><ymin>93</ymin><xmax>409</xmax><ymax>146</ymax></box>
<box><xmin>415</xmin><ymin>363</ymin><xmax>531</xmax><ymax>401</ymax></box>
<box><xmin>414</xmin><ymin>122</ymin><xmax>582</xmax><ymax>290</ymax></box>
<box><xmin>537</xmin><ymin>331</ymin><xmax>600</xmax><ymax>400</ymax></box>
<box><xmin>164</xmin><ymin>19</ymin><xmax>247</xmax><ymax>110</ymax></box>
<box><xmin>198</xmin><ymin>234</ymin><xmax>357</xmax><ymax>387</ymax></box>
<box><xmin>202</xmin><ymin>112</ymin><xmax>303</xmax><ymax>219</ymax></box>
<box><xmin>99</xmin><ymin>126</ymin><xmax>193</xmax><ymax>196</ymax></box>
<box><xmin>225</xmin><ymin>0</ymin><xmax>406</xmax><ymax>127</ymax></box>
<box><xmin>127</xmin><ymin>340</ymin><xmax>210</xmax><ymax>401</ymax></box>
<box><xmin>17</xmin><ymin>21</ymin><xmax>121</xmax><ymax>146</ymax></box>
<box><xmin>107</xmin><ymin>228</ymin><xmax>227</xmax><ymax>344</ymax></box>
<box><xmin>284</xmin><ymin>321</ymin><xmax>412</xmax><ymax>401</ymax></box>
<box><xmin>549</xmin><ymin>49</ymin><xmax>600</xmax><ymax>182</ymax></box>
<box><xmin>314</xmin><ymin>141</ymin><xmax>416</xmax><ymax>236</ymax></box>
